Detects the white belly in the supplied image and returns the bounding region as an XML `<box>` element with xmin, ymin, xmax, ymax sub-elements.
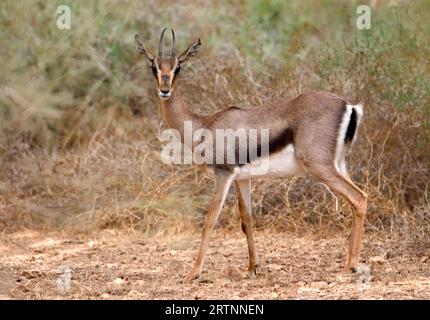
<box><xmin>236</xmin><ymin>144</ymin><xmax>305</xmax><ymax>180</ymax></box>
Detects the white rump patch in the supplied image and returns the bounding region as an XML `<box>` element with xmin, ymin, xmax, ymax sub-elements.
<box><xmin>334</xmin><ymin>105</ymin><xmax>353</xmax><ymax>175</ymax></box>
<box><xmin>334</xmin><ymin>103</ymin><xmax>363</xmax><ymax>176</ymax></box>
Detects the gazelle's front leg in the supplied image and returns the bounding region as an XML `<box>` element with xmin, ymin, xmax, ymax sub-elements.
<box><xmin>185</xmin><ymin>168</ymin><xmax>236</xmax><ymax>282</ymax></box>
<box><xmin>235</xmin><ymin>179</ymin><xmax>259</xmax><ymax>277</ymax></box>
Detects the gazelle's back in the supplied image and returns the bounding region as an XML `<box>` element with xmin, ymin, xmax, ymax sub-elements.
<box><xmin>206</xmin><ymin>91</ymin><xmax>360</xmax><ymax>134</ymax></box>
<box><xmin>205</xmin><ymin>91</ymin><xmax>362</xmax><ymax>170</ymax></box>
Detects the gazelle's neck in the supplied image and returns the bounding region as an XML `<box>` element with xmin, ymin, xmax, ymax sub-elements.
<box><xmin>159</xmin><ymin>83</ymin><xmax>205</xmax><ymax>144</ymax></box>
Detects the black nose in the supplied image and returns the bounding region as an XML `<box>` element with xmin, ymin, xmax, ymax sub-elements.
<box><xmin>160</xmin><ymin>89</ymin><xmax>170</xmax><ymax>94</ymax></box>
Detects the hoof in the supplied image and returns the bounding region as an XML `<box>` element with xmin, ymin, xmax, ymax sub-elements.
<box><xmin>184</xmin><ymin>271</ymin><xmax>200</xmax><ymax>283</ymax></box>
<box><xmin>346</xmin><ymin>263</ymin><xmax>368</xmax><ymax>274</ymax></box>
<box><xmin>246</xmin><ymin>263</ymin><xmax>259</xmax><ymax>279</ymax></box>
<box><xmin>345</xmin><ymin>262</ymin><xmax>358</xmax><ymax>273</ymax></box>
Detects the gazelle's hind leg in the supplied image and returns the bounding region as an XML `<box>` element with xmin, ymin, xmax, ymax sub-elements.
<box><xmin>235</xmin><ymin>179</ymin><xmax>259</xmax><ymax>277</ymax></box>
<box><xmin>303</xmin><ymin>162</ymin><xmax>367</xmax><ymax>271</ymax></box>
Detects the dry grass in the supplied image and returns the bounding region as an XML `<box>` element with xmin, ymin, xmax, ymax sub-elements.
<box><xmin>0</xmin><ymin>0</ymin><xmax>429</xmax><ymax>240</ymax></box>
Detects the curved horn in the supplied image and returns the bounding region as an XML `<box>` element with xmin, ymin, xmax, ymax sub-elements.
<box><xmin>171</xmin><ymin>28</ymin><xmax>176</xmax><ymax>57</ymax></box>
<box><xmin>159</xmin><ymin>27</ymin><xmax>167</xmax><ymax>57</ymax></box>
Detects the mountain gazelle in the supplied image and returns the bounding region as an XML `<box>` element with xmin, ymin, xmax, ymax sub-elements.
<box><xmin>135</xmin><ymin>28</ymin><xmax>368</xmax><ymax>281</ymax></box>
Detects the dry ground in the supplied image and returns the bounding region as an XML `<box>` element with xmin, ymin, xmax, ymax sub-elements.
<box><xmin>1</xmin><ymin>229</ymin><xmax>429</xmax><ymax>300</ymax></box>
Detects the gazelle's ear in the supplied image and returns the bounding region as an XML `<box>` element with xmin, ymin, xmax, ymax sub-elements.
<box><xmin>178</xmin><ymin>38</ymin><xmax>201</xmax><ymax>64</ymax></box>
<box><xmin>135</xmin><ymin>34</ymin><xmax>155</xmax><ymax>63</ymax></box>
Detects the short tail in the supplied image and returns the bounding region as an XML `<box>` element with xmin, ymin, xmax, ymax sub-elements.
<box><xmin>344</xmin><ymin>103</ymin><xmax>363</xmax><ymax>146</ymax></box>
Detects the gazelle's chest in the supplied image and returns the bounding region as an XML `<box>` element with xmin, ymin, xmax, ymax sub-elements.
<box><xmin>236</xmin><ymin>144</ymin><xmax>305</xmax><ymax>180</ymax></box>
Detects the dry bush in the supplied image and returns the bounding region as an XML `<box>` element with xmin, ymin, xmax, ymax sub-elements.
<box><xmin>0</xmin><ymin>0</ymin><xmax>429</xmax><ymax>239</ymax></box>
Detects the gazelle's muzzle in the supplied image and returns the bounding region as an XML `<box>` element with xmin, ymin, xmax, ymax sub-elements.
<box><xmin>158</xmin><ymin>89</ymin><xmax>172</xmax><ymax>99</ymax></box>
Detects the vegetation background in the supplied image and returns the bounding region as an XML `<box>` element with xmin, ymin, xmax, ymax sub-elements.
<box><xmin>0</xmin><ymin>0</ymin><xmax>429</xmax><ymax>241</ymax></box>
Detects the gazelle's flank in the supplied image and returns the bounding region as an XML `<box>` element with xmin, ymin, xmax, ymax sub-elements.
<box><xmin>135</xmin><ymin>28</ymin><xmax>368</xmax><ymax>281</ymax></box>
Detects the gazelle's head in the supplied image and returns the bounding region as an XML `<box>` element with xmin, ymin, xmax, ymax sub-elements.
<box><xmin>135</xmin><ymin>28</ymin><xmax>201</xmax><ymax>100</ymax></box>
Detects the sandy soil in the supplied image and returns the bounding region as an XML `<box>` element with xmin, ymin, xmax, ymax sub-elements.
<box><xmin>0</xmin><ymin>229</ymin><xmax>429</xmax><ymax>299</ymax></box>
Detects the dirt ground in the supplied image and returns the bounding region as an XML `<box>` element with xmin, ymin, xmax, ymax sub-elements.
<box><xmin>0</xmin><ymin>229</ymin><xmax>429</xmax><ymax>300</ymax></box>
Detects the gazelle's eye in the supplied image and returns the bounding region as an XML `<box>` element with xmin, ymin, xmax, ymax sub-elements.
<box><xmin>151</xmin><ymin>65</ymin><xmax>158</xmax><ymax>77</ymax></box>
<box><xmin>174</xmin><ymin>66</ymin><xmax>181</xmax><ymax>76</ymax></box>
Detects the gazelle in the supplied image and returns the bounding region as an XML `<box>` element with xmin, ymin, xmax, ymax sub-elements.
<box><xmin>135</xmin><ymin>28</ymin><xmax>368</xmax><ymax>281</ymax></box>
